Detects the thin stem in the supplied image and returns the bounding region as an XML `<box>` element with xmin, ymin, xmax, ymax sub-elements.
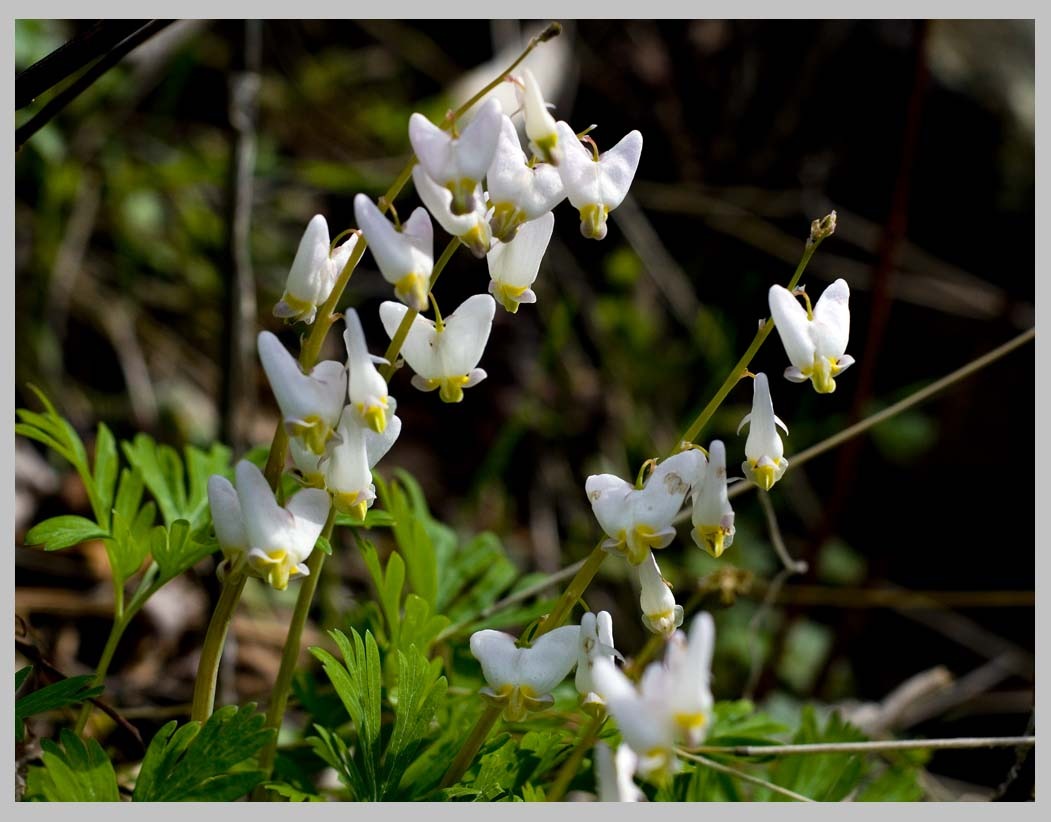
<box><xmin>546</xmin><ymin>713</ymin><xmax>605</xmax><ymax>801</ymax></box>
<box><xmin>533</xmin><ymin>543</ymin><xmax>607</xmax><ymax>640</ymax></box>
<box><xmin>678</xmin><ymin>234</ymin><xmax>824</xmax><ymax>448</ymax></box>
<box><xmin>728</xmin><ymin>326</ymin><xmax>1036</xmax><ymax>499</ymax></box>
<box><xmin>72</xmin><ymin>614</ymin><xmax>127</xmax><ymax>735</ymax></box>
<box><xmin>685</xmin><ymin>736</ymin><xmax>1036</xmax><ymax>757</ymax></box>
<box><xmin>756</xmin><ymin>490</ymin><xmax>807</xmax><ymax>574</ymax></box>
<box><xmin>440</xmin><ymin>701</ymin><xmax>503</xmax><ymax>789</ymax></box>
<box><xmin>380</xmin><ymin>237</ymin><xmax>460</xmax><ymax>380</ymax></box>
<box><xmin>190</xmin><ymin>572</ymin><xmax>248</xmax><ymax>722</ymax></box>
<box><xmin>676</xmin><ymin>750</ymin><xmax>815</xmax><ymax>802</ymax></box>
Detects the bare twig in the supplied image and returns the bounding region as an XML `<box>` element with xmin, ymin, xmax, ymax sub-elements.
<box><xmin>686</xmin><ymin>736</ymin><xmax>1035</xmax><ymax>757</ymax></box>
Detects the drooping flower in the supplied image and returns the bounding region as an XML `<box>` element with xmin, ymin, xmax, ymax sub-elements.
<box><xmin>768</xmin><ymin>278</ymin><xmax>854</xmax><ymax>394</ymax></box>
<box><xmin>585</xmin><ymin>449</ymin><xmax>704</xmax><ymax>566</ymax></box>
<box><xmin>378</xmin><ymin>294</ymin><xmax>495</xmax><ymax>403</ymax></box>
<box><xmin>689</xmin><ymin>440</ymin><xmax>735</xmax><ymax>558</ymax></box>
<box><xmin>257</xmin><ymin>331</ymin><xmax>346</xmax><ymax>455</ymax></box>
<box><xmin>737</xmin><ymin>372</ymin><xmax>789</xmax><ymax>491</ymax></box>
<box><xmin>408</xmin><ymin>97</ymin><xmax>503</xmax><ymax>215</ymax></box>
<box><xmin>322</xmin><ymin>403</ymin><xmax>402</xmax><ymax>521</ymax></box>
<box><xmin>342</xmin><ymin>309</ymin><xmax>393</xmax><ymax>434</ymax></box>
<box><xmin>207</xmin><ymin>460</ymin><xmax>330</xmax><ymax>590</ymax></box>
<box><xmin>636</xmin><ymin>552</ymin><xmax>683</xmax><ymax>637</ymax></box>
<box><xmin>486</xmin><ymin>211</ymin><xmax>554</xmax><ymax>313</ymax></box>
<box><xmin>470</xmin><ymin>625</ymin><xmax>580</xmax><ymax>721</ymax></box>
<box><xmin>274</xmin><ymin>215</ymin><xmax>358</xmax><ymax>324</ymax></box>
<box><xmin>575</xmin><ymin>610</ymin><xmax>619</xmax><ymax>710</ymax></box>
<box><xmin>354</xmin><ymin>195</ymin><xmax>433</xmax><ymax>312</ymax></box>
<box><xmin>594</xmin><ymin>743</ymin><xmax>644</xmax><ymax>803</ymax></box>
<box><xmin>486</xmin><ymin>115</ymin><xmax>565</xmax><ymax>242</ymax></box>
<box><xmin>554</xmin><ymin>121</ymin><xmax>642</xmax><ymax>240</ymax></box>
<box><xmin>411</xmin><ymin>166</ymin><xmax>491</xmax><ymax>258</ymax></box>
<box><xmin>518</xmin><ymin>67</ymin><xmax>561</xmax><ymax>165</ymax></box>
<box><xmin>591</xmin><ymin>612</ymin><xmax>716</xmax><ymax>781</ymax></box>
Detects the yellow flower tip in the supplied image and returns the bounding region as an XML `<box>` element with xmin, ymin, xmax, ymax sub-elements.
<box><xmin>249</xmin><ymin>549</ymin><xmax>292</xmax><ymax>590</ymax></box>
<box><xmin>579</xmin><ymin>203</ymin><xmax>610</xmax><ymax>241</ymax></box>
<box><xmin>489</xmin><ymin>203</ymin><xmax>524</xmax><ymax>243</ymax></box>
<box><xmin>531</xmin><ymin>132</ymin><xmax>559</xmax><ymax>166</ymax></box>
<box><xmin>359</xmin><ymin>401</ymin><xmax>388</xmax><ymax>434</ymax></box>
<box><xmin>674</xmin><ymin>711</ymin><xmax>708</xmax><ymax>739</ymax></box>
<box><xmin>289</xmin><ymin>415</ymin><xmax>333</xmax><ymax>455</ymax></box>
<box><xmin>394</xmin><ymin>273</ymin><xmax>429</xmax><ymax>312</ymax></box>
<box><xmin>446</xmin><ymin>178</ymin><xmax>478</xmax><ymax>216</ymax></box>
<box><xmin>750</xmin><ymin>462</ymin><xmax>778</xmax><ymax>491</ymax></box>
<box><xmin>438</xmin><ymin>375</ymin><xmax>471</xmax><ymax>403</ymax></box>
<box><xmin>642</xmin><ymin>609</ymin><xmax>679</xmax><ymax>636</ymax></box>
<box><xmin>334</xmin><ymin>492</ymin><xmax>370</xmax><ymax>522</ymax></box>
<box><xmin>273</xmin><ymin>290</ymin><xmax>316</xmax><ymax>323</ymax></box>
<box><xmin>693</xmin><ymin>525</ymin><xmax>728</xmax><ymax>559</ymax></box>
<box><xmin>492</xmin><ymin>282</ymin><xmax>529</xmax><ymax>314</ymax></box>
<box><xmin>460</xmin><ymin>223</ymin><xmax>490</xmax><ymax>258</ymax></box>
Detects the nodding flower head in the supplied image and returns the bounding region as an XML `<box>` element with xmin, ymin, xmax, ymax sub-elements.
<box><xmin>768</xmin><ymin>278</ymin><xmax>853</xmax><ymax>394</ymax></box>
<box><xmin>486</xmin><ymin>114</ymin><xmax>565</xmax><ymax>242</ymax></box>
<box><xmin>378</xmin><ymin>294</ymin><xmax>495</xmax><ymax>404</ymax></box>
<box><xmin>207</xmin><ymin>461</ymin><xmax>329</xmax><ymax>591</ymax></box>
<box><xmin>274</xmin><ymin>214</ymin><xmax>358</xmax><ymax>324</ymax></box>
<box><xmin>411</xmin><ymin>166</ymin><xmax>491</xmax><ymax>258</ymax></box>
<box><xmin>738</xmin><ymin>372</ymin><xmax>789</xmax><ymax>491</ymax></box>
<box><xmin>321</xmin><ymin>402</ymin><xmax>402</xmax><ymax>522</ymax></box>
<box><xmin>408</xmin><ymin>97</ymin><xmax>503</xmax><ymax>215</ymax></box>
<box><xmin>689</xmin><ymin>440</ymin><xmax>735</xmax><ymax>558</ymax></box>
<box><xmin>586</xmin><ymin>449</ymin><xmax>704</xmax><ymax>566</ymax></box>
<box><xmin>555</xmin><ymin>121</ymin><xmax>642</xmax><ymax>241</ymax></box>
<box><xmin>575</xmin><ymin>610</ymin><xmax>620</xmax><ymax>711</ymax></box>
<box><xmin>486</xmin><ymin>211</ymin><xmax>554</xmax><ymax>313</ymax></box>
<box><xmin>342</xmin><ymin>309</ymin><xmax>393</xmax><ymax>435</ymax></box>
<box><xmin>637</xmin><ymin>552</ymin><xmax>683</xmax><ymax>637</ymax></box>
<box><xmin>354</xmin><ymin>195</ymin><xmax>433</xmax><ymax>312</ymax></box>
<box><xmin>519</xmin><ymin>67</ymin><xmax>561</xmax><ymax>165</ymax></box>
<box><xmin>470</xmin><ymin>625</ymin><xmax>580</xmax><ymax>721</ymax></box>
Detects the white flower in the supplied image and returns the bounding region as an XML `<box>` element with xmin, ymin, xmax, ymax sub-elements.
<box><xmin>408</xmin><ymin>97</ymin><xmax>503</xmax><ymax>216</ymax></box>
<box><xmin>289</xmin><ymin>437</ymin><xmax>326</xmax><ymax>488</ymax></box>
<box><xmin>486</xmin><ymin>114</ymin><xmax>565</xmax><ymax>242</ymax></box>
<box><xmin>258</xmin><ymin>331</ymin><xmax>346</xmax><ymax>455</ymax></box>
<box><xmin>591</xmin><ymin>612</ymin><xmax>716</xmax><ymax>781</ymax></box>
<box><xmin>207</xmin><ymin>460</ymin><xmax>330</xmax><ymax>590</ymax></box>
<box><xmin>737</xmin><ymin>372</ymin><xmax>789</xmax><ymax>491</ymax></box>
<box><xmin>594</xmin><ymin>743</ymin><xmax>644</xmax><ymax>803</ymax></box>
<box><xmin>637</xmin><ymin>552</ymin><xmax>683</xmax><ymax>637</ymax></box>
<box><xmin>689</xmin><ymin>440</ymin><xmax>735</xmax><ymax>558</ymax></box>
<box><xmin>354</xmin><ymin>195</ymin><xmax>433</xmax><ymax>312</ymax></box>
<box><xmin>274</xmin><ymin>215</ymin><xmax>358</xmax><ymax>324</ymax></box>
<box><xmin>378</xmin><ymin>294</ymin><xmax>495</xmax><ymax>403</ymax></box>
<box><xmin>486</xmin><ymin>211</ymin><xmax>554</xmax><ymax>313</ymax></box>
<box><xmin>322</xmin><ymin>403</ymin><xmax>402</xmax><ymax>521</ymax></box>
<box><xmin>411</xmin><ymin>166</ymin><xmax>491</xmax><ymax>258</ymax></box>
<box><xmin>585</xmin><ymin>449</ymin><xmax>704</xmax><ymax>566</ymax></box>
<box><xmin>470</xmin><ymin>625</ymin><xmax>580</xmax><ymax>721</ymax></box>
<box><xmin>768</xmin><ymin>278</ymin><xmax>854</xmax><ymax>394</ymax></box>
<box><xmin>555</xmin><ymin>121</ymin><xmax>642</xmax><ymax>240</ymax></box>
<box><xmin>575</xmin><ymin>610</ymin><xmax>619</xmax><ymax>710</ymax></box>
<box><xmin>518</xmin><ymin>67</ymin><xmax>560</xmax><ymax>165</ymax></box>
<box><xmin>342</xmin><ymin>309</ymin><xmax>393</xmax><ymax>434</ymax></box>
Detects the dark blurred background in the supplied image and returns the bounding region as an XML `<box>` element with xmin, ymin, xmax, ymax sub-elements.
<box><xmin>14</xmin><ymin>20</ymin><xmax>1034</xmax><ymax>798</ymax></box>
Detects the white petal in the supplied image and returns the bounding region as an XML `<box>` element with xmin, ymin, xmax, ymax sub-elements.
<box><xmin>692</xmin><ymin>440</ymin><xmax>734</xmax><ymax>534</ymax></box>
<box><xmin>744</xmin><ymin>373</ymin><xmax>784</xmax><ymax>463</ymax></box>
<box><xmin>520</xmin><ymin>67</ymin><xmax>558</xmax><ymax>153</ymax></box>
<box><xmin>812</xmin><ymin>278</ymin><xmax>851</xmax><ymax>358</ymax></box>
<box><xmin>436</xmin><ymin>294</ymin><xmax>496</xmax><ymax>376</ymax></box>
<box><xmin>520</xmin><ymin>625</ymin><xmax>580</xmax><ymax>694</ymax></box>
<box><xmin>285</xmin><ymin>487</ymin><xmax>330</xmax><ymax>563</ymax></box>
<box><xmin>768</xmin><ymin>285</ymin><xmax>815</xmax><ymax>371</ymax></box>
<box><xmin>235</xmin><ymin>460</ymin><xmax>294</xmax><ymax>554</ymax></box>
<box><xmin>258</xmin><ymin>332</ymin><xmax>345</xmax><ymax>428</ymax></box>
<box><xmin>326</xmin><ymin>414</ymin><xmax>373</xmax><ymax>498</ymax></box>
<box><xmin>595</xmin><ymin>742</ymin><xmax>643</xmax><ymax>802</ymax></box>
<box><xmin>487</xmin><ymin>115</ymin><xmax>565</xmax><ymax>219</ymax></box>
<box><xmin>486</xmin><ymin>211</ymin><xmax>554</xmax><ymax>289</ymax></box>
<box><xmin>355</xmin><ymin>194</ymin><xmax>433</xmax><ymax>286</ymax></box>
<box><xmin>412</xmin><ymin>166</ymin><xmax>487</xmax><ymax>237</ymax></box>
<box><xmin>408</xmin><ymin>113</ymin><xmax>455</xmax><ymax>185</ymax></box>
<box><xmin>453</xmin><ymin>97</ymin><xmax>503</xmax><ymax>182</ymax></box>
<box><xmin>585</xmin><ymin>473</ymin><xmax>634</xmax><ymax>541</ymax></box>
<box><xmin>343</xmin><ymin>310</ymin><xmax>388</xmax><ymax>409</ymax></box>
<box><xmin>284</xmin><ymin>214</ymin><xmax>331</xmax><ymax>304</ymax></box>
<box><xmin>470</xmin><ymin>629</ymin><xmax>518</xmax><ymax>689</ymax></box>
<box><xmin>379</xmin><ymin>301</ymin><xmax>442</xmax><ymax>378</ymax></box>
<box><xmin>364</xmin><ymin>409</ymin><xmax>401</xmax><ymax>467</ymax></box>
<box><xmin>597</xmin><ymin>130</ymin><xmax>643</xmax><ymax>209</ymax></box>
<box><xmin>554</xmin><ymin>120</ymin><xmax>598</xmax><ymax>208</ymax></box>
<box><xmin>633</xmin><ymin>450</ymin><xmax>701</xmax><ymax>530</ymax></box>
<box><xmin>593</xmin><ymin>658</ymin><xmax>672</xmax><ymax>755</ymax></box>
<box><xmin>207</xmin><ymin>475</ymin><xmax>246</xmax><ymax>554</ymax></box>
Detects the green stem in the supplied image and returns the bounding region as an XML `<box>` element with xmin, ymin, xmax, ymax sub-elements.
<box><xmin>190</xmin><ymin>572</ymin><xmax>248</xmax><ymax>722</ymax></box>
<box><xmin>380</xmin><ymin>238</ymin><xmax>460</xmax><ymax>380</ymax></box>
<box><xmin>533</xmin><ymin>543</ymin><xmax>607</xmax><ymax>640</ymax></box>
<box><xmin>72</xmin><ymin>614</ymin><xmax>127</xmax><ymax>735</ymax></box>
<box><xmin>546</xmin><ymin>713</ymin><xmax>605</xmax><ymax>801</ymax></box>
<box><xmin>677</xmin><ymin>234</ymin><xmax>824</xmax><ymax>449</ymax></box>
<box><xmin>439</xmin><ymin>701</ymin><xmax>503</xmax><ymax>789</ymax></box>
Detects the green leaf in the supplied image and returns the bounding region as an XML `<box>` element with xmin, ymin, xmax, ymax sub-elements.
<box><xmin>25</xmin><ymin>729</ymin><xmax>120</xmax><ymax>801</ymax></box>
<box><xmin>758</xmin><ymin>708</ymin><xmax>866</xmax><ymax>802</ymax></box>
<box><xmin>150</xmin><ymin>519</ymin><xmax>212</xmax><ymax>580</ymax></box>
<box><xmin>382</xmin><ymin>647</ymin><xmax>447</xmax><ymax>799</ymax></box>
<box><xmin>358</xmin><ymin>538</ymin><xmax>405</xmax><ymax>645</ymax></box>
<box><xmin>335</xmin><ymin>508</ymin><xmax>395</xmax><ymax>529</ymax></box>
<box><xmin>93</xmin><ymin>423</ymin><xmax>118</xmax><ymax>528</ymax></box>
<box><xmin>316</xmin><ymin>535</ymin><xmax>333</xmax><ymax>556</ymax></box>
<box><xmin>133</xmin><ymin>704</ymin><xmax>274</xmax><ymax>801</ymax></box>
<box><xmin>377</xmin><ymin>473</ymin><xmax>437</xmax><ymax>606</ymax></box>
<box><xmin>24</xmin><ymin>515</ymin><xmax>108</xmax><ymax>552</ymax></box>
<box><xmin>17</xmin><ymin>675</ymin><xmax>103</xmax><ymax>743</ymax></box>
<box><xmin>15</xmin><ymin>666</ymin><xmax>32</xmax><ymax>692</ymax></box>
<box><xmin>262</xmin><ymin>781</ymin><xmax>324</xmax><ymax>802</ymax></box>
<box><xmin>113</xmin><ymin>468</ymin><xmax>145</xmax><ymax>529</ymax></box>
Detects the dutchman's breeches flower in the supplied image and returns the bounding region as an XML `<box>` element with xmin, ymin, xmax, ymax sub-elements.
<box><xmin>689</xmin><ymin>440</ymin><xmax>735</xmax><ymax>558</ymax></box>
<box><xmin>342</xmin><ymin>309</ymin><xmax>394</xmax><ymax>434</ymax></box>
<box><xmin>661</xmin><ymin>612</ymin><xmax>716</xmax><ymax>748</ymax></box>
<box><xmin>768</xmin><ymin>277</ymin><xmax>854</xmax><ymax>394</ymax></box>
<box><xmin>408</xmin><ymin>97</ymin><xmax>503</xmax><ymax>216</ymax></box>
<box><xmin>379</xmin><ymin>294</ymin><xmax>496</xmax><ymax>403</ymax></box>
<box><xmin>274</xmin><ymin>214</ymin><xmax>358</xmax><ymax>324</ymax></box>
<box><xmin>354</xmin><ymin>195</ymin><xmax>434</xmax><ymax>312</ymax></box>
<box><xmin>258</xmin><ymin>331</ymin><xmax>346</xmax><ymax>455</ymax></box>
<box><xmin>594</xmin><ymin>743</ymin><xmax>644</xmax><ymax>803</ymax></box>
<box><xmin>575</xmin><ymin>610</ymin><xmax>620</xmax><ymax>711</ymax></box>
<box><xmin>738</xmin><ymin>372</ymin><xmax>789</xmax><ymax>491</ymax></box>
<box><xmin>470</xmin><ymin>625</ymin><xmax>580</xmax><ymax>721</ymax></box>
<box><xmin>637</xmin><ymin>552</ymin><xmax>683</xmax><ymax>637</ymax></box>
<box><xmin>519</xmin><ymin>67</ymin><xmax>561</xmax><ymax>165</ymax></box>
<box><xmin>486</xmin><ymin>211</ymin><xmax>554</xmax><ymax>313</ymax></box>
<box><xmin>411</xmin><ymin>167</ymin><xmax>491</xmax><ymax>258</ymax></box>
<box><xmin>555</xmin><ymin>120</ymin><xmax>642</xmax><ymax>241</ymax></box>
<box><xmin>323</xmin><ymin>403</ymin><xmax>402</xmax><ymax>522</ymax></box>
<box><xmin>586</xmin><ymin>449</ymin><xmax>704</xmax><ymax>566</ymax></box>
<box><xmin>207</xmin><ymin>460</ymin><xmax>330</xmax><ymax>591</ymax></box>
<box><xmin>486</xmin><ymin>114</ymin><xmax>565</xmax><ymax>242</ymax></box>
